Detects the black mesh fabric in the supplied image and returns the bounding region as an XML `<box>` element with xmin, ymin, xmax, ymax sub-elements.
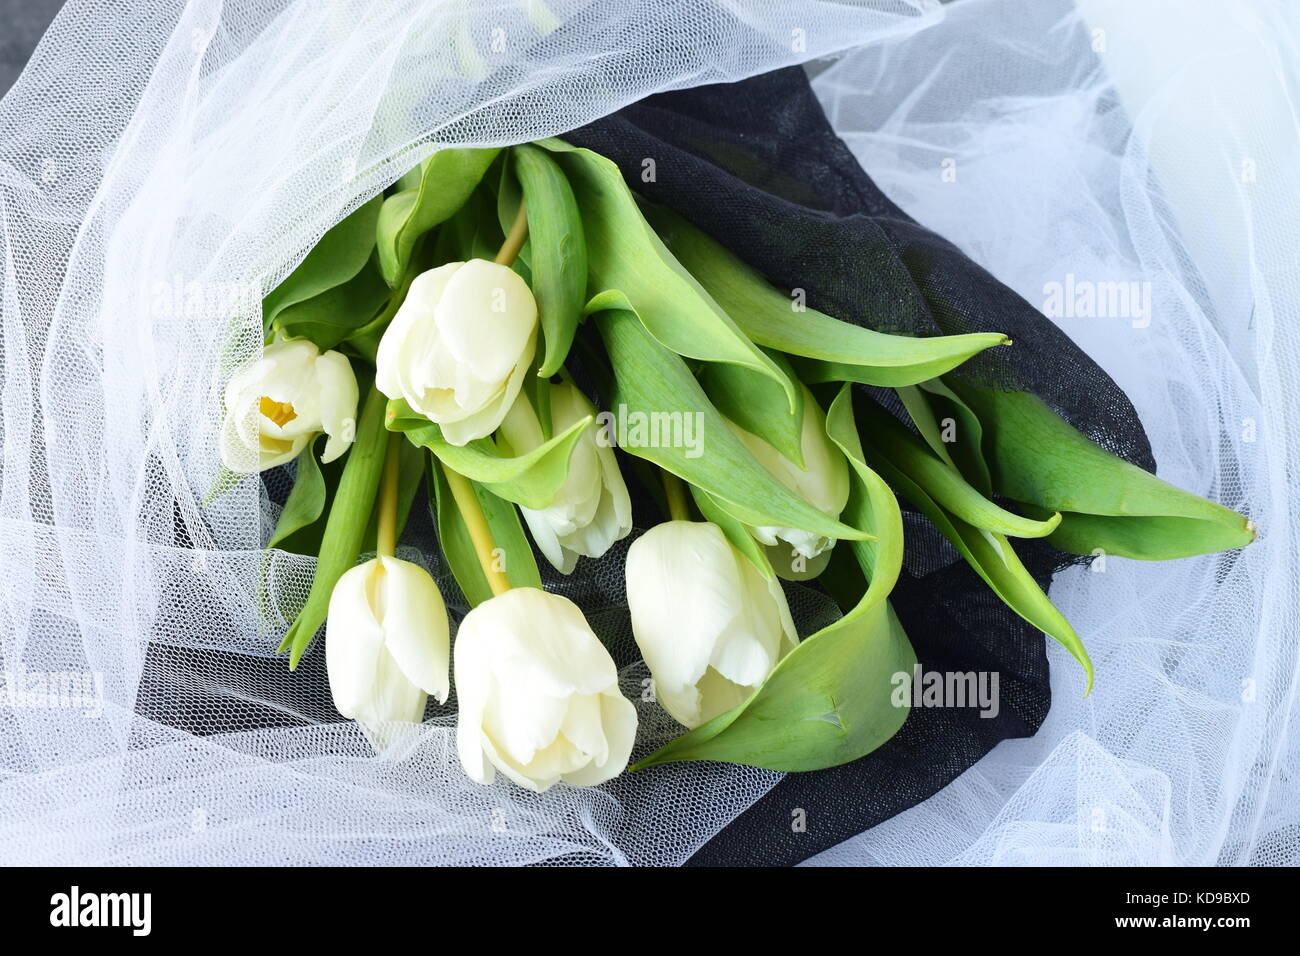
<box><xmin>562</xmin><ymin>67</ymin><xmax>1156</xmax><ymax>866</ymax></box>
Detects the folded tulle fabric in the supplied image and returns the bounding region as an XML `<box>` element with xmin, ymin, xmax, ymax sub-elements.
<box><xmin>0</xmin><ymin>0</ymin><xmax>1292</xmax><ymax>868</ymax></box>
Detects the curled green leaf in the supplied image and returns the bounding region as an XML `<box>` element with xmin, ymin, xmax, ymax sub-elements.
<box><xmin>377</xmin><ymin>147</ymin><xmax>500</xmax><ymax>285</ymax></box>
<box><xmin>955</xmin><ymin>385</ymin><xmax>1256</xmax><ymax>560</ymax></box>
<box><xmin>533</xmin><ymin>138</ymin><xmax>795</xmax><ymax>409</ymax></box>
<box><xmin>644</xmin><ymin>203</ymin><xmax>1008</xmax><ymax>386</ymax></box>
<box><xmin>635</xmin><ymin>385</ymin><xmax>912</xmax><ymax>772</ymax></box>
<box><xmin>263</xmin><ymin>194</ymin><xmax>383</xmax><ymax>334</ymax></box>
<box><xmin>386</xmin><ymin>398</ymin><xmax>589</xmax><ymax>511</ymax></box>
<box><xmin>857</xmin><ymin>397</ymin><xmax>1061</xmax><ymax>538</ymax></box>
<box><xmin>594</xmin><ymin>308</ymin><xmax>868</xmax><ymax>544</ymax></box>
<box><xmin>270</xmin><ymin>255</ymin><xmax>391</xmax><ymax>351</ymax></box>
<box><xmin>700</xmin><ymin>348</ymin><xmax>805</xmax><ymax>468</ymax></box>
<box><xmin>856</xmin><ymin>393</ymin><xmax>1093</xmax><ymax>692</ymax></box>
<box><xmin>509</xmin><ymin>144</ymin><xmax>587</xmax><ymax>376</ymax></box>
<box><xmin>267</xmin><ymin>439</ymin><xmax>327</xmax><ymax>552</ymax></box>
<box><xmin>896</xmin><ymin>378</ymin><xmax>993</xmax><ymax>496</ymax></box>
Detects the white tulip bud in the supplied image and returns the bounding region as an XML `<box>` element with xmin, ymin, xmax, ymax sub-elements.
<box><xmin>625</xmin><ymin>520</ymin><xmax>797</xmax><ymax>729</ymax></box>
<box><xmin>327</xmin><ymin>556</ymin><xmax>450</xmax><ymax>742</ymax></box>
<box><xmin>726</xmin><ymin>388</ymin><xmax>849</xmax><ymax>561</ymax></box>
<box><xmin>375</xmin><ymin>259</ymin><xmax>538</xmax><ymax>446</ymax></box>
<box><xmin>219</xmin><ymin>338</ymin><xmax>358</xmax><ymax>473</ymax></box>
<box><xmin>455</xmin><ymin>587</ymin><xmax>637</xmax><ymax>792</ymax></box>
<box><xmin>498</xmin><ymin>382</ymin><xmax>632</xmax><ymax>574</ymax></box>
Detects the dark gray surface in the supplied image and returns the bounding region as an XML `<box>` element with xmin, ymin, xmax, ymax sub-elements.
<box><xmin>1</xmin><ymin>0</ymin><xmax>64</xmax><ymax>97</ymax></box>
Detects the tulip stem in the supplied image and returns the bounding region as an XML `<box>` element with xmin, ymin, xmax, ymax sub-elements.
<box><xmin>443</xmin><ymin>465</ymin><xmax>512</xmax><ymax>596</ymax></box>
<box><xmin>662</xmin><ymin>471</ymin><xmax>691</xmax><ymax>522</ymax></box>
<box><xmin>375</xmin><ymin>432</ymin><xmax>402</xmax><ymax>558</ymax></box>
<box><xmin>495</xmin><ymin>200</ymin><xmax>529</xmax><ymax>268</ymax></box>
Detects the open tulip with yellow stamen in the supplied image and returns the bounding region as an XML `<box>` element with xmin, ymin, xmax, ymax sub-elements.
<box><xmin>219</xmin><ymin>338</ymin><xmax>358</xmax><ymax>473</ymax></box>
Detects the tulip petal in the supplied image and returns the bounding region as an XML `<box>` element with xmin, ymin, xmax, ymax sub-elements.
<box><xmin>453</xmin><ymin>587</ymin><xmax>631</xmax><ymax>791</ymax></box>
<box><xmin>519</xmin><ymin>507</ymin><xmax>574</xmax><ymax>574</ymax></box>
<box><xmin>454</xmin><ymin>656</ymin><xmax>494</xmax><ymax>785</ymax></box>
<box><xmin>326</xmin><ymin>561</ymin><xmax>388</xmax><ymax>720</ymax></box>
<box><xmin>314</xmin><ymin>349</ymin><xmax>359</xmax><ymax>463</ymax></box>
<box><xmin>484</xmin><ymin>678</ymin><xmax>570</xmax><ymax>768</ymax></box>
<box><xmin>478</xmin><ymin>733</ymin><xmax>556</xmax><ymax>793</ymax></box>
<box><xmin>437</xmin><ymin>334</ymin><xmax>536</xmax><ymax>445</ymax></box>
<box><xmin>376</xmin><ymin>556</ymin><xmax>451</xmax><ymax>704</ymax></box>
<box><xmin>435</xmin><ymin>259</ymin><xmax>537</xmax><ymax>382</ymax></box>
<box><xmin>562</xmin><ymin>692</ymin><xmax>637</xmax><ymax>787</ymax></box>
<box><xmin>625</xmin><ymin>521</ymin><xmax>747</xmax><ymax>726</ymax></box>
<box><xmin>692</xmin><ymin>666</ymin><xmax>754</xmax><ymax>725</ymax></box>
<box><xmin>575</xmin><ymin>438</ymin><xmax>633</xmax><ymax>555</ymax></box>
<box><xmin>557</xmin><ymin>692</ymin><xmax>610</xmax><ymax>768</ymax></box>
<box><xmin>258</xmin><ymin>432</ymin><xmax>311</xmax><ymax>470</ymax></box>
<box><xmin>711</xmin><ymin>549</ymin><xmax>792</xmax><ymax>688</ymax></box>
<box><xmin>219</xmin><ymin>400</ymin><xmax>259</xmax><ymax>473</ymax></box>
<box><xmin>376</xmin><ymin>263</ymin><xmax>461</xmax><ymax>400</ymax></box>
<box><xmin>355</xmin><ymin>652</ymin><xmax>429</xmax><ymax>731</ymax></box>
<box><xmin>496</xmin><ymin>389</ymin><xmax>546</xmax><ymax>454</ymax></box>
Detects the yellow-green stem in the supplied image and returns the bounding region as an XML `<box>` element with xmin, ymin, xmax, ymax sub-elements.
<box><xmin>443</xmin><ymin>465</ymin><xmax>511</xmax><ymax>596</ymax></box>
<box><xmin>662</xmin><ymin>471</ymin><xmax>691</xmax><ymax>522</ymax></box>
<box><xmin>375</xmin><ymin>432</ymin><xmax>401</xmax><ymax>558</ymax></box>
<box><xmin>495</xmin><ymin>200</ymin><xmax>529</xmax><ymax>267</ymax></box>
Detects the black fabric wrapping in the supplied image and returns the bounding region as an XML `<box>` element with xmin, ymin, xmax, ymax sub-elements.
<box><xmin>563</xmin><ymin>67</ymin><xmax>1155</xmax><ymax>866</ymax></box>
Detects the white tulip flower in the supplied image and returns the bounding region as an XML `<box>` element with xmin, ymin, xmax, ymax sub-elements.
<box><xmin>375</xmin><ymin>259</ymin><xmax>537</xmax><ymax>446</ymax></box>
<box><xmin>327</xmin><ymin>556</ymin><xmax>450</xmax><ymax>740</ymax></box>
<box><xmin>625</xmin><ymin>520</ymin><xmax>797</xmax><ymax>729</ymax></box>
<box><xmin>498</xmin><ymin>382</ymin><xmax>632</xmax><ymax>574</ymax></box>
<box><xmin>455</xmin><ymin>587</ymin><xmax>637</xmax><ymax>792</ymax></box>
<box><xmin>726</xmin><ymin>389</ymin><xmax>850</xmax><ymax>563</ymax></box>
<box><xmin>219</xmin><ymin>338</ymin><xmax>358</xmax><ymax>473</ymax></box>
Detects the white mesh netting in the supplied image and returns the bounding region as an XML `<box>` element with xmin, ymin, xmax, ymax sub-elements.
<box><xmin>0</xmin><ymin>0</ymin><xmax>1295</xmax><ymax>865</ymax></box>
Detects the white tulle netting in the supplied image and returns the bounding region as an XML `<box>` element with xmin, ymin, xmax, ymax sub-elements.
<box><xmin>0</xmin><ymin>0</ymin><xmax>1294</xmax><ymax>866</ymax></box>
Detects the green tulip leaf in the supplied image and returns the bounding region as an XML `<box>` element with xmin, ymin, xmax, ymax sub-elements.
<box><xmin>856</xmin><ymin>393</ymin><xmax>1094</xmax><ymax>692</ymax></box>
<box><xmin>377</xmin><ymin>147</ymin><xmax>500</xmax><ymax>285</ymax></box>
<box><xmin>950</xmin><ymin>385</ymin><xmax>1256</xmax><ymax>560</ymax></box>
<box><xmin>857</xmin><ymin>397</ymin><xmax>1061</xmax><ymax>539</ymax></box>
<box><xmin>1045</xmin><ymin>509</ymin><xmax>1254</xmax><ymax>562</ymax></box>
<box><xmin>819</xmin><ymin>542</ymin><xmax>869</xmax><ymax>615</ymax></box>
<box><xmin>644</xmin><ymin>202</ymin><xmax>1008</xmax><ymax>386</ymax></box>
<box><xmin>279</xmin><ymin>386</ymin><xmax>390</xmax><ymax>667</ymax></box>
<box><xmin>386</xmin><ymin>398</ymin><xmax>590</xmax><ymax>511</ymax></box>
<box><xmin>429</xmin><ymin>456</ymin><xmax>541</xmax><ymax>608</ymax></box>
<box><xmin>824</xmin><ymin>385</ymin><xmax>906</xmax><ymax>590</ymax></box>
<box><xmin>267</xmin><ymin>439</ymin><xmax>328</xmax><ymax>553</ymax></box>
<box><xmin>436</xmin><ymin>184</ymin><xmax>505</xmax><ymax>265</ymax></box>
<box><xmin>262</xmin><ymin>194</ymin><xmax>383</xmax><ymax>333</ymax></box>
<box><xmin>700</xmin><ymin>348</ymin><xmax>806</xmax><ymax>468</ymax></box>
<box><xmin>533</xmin><ymin>138</ymin><xmax>794</xmax><ymax>409</ymax></box>
<box><xmin>594</xmin><ymin>308</ymin><xmax>867</xmax><ymax>544</ymax></box>
<box><xmin>508</xmin><ymin>144</ymin><xmax>587</xmax><ymax>376</ymax></box>
<box><xmin>269</xmin><ymin>254</ymin><xmax>392</xmax><ymax>350</ymax></box>
<box><xmin>896</xmin><ymin>378</ymin><xmax>993</xmax><ymax>496</ymax></box>
<box><xmin>634</xmin><ymin>385</ymin><xmax>912</xmax><ymax>772</ymax></box>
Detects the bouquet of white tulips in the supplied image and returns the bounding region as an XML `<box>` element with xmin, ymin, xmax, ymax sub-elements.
<box><xmin>221</xmin><ymin>138</ymin><xmax>1254</xmax><ymax>793</ymax></box>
